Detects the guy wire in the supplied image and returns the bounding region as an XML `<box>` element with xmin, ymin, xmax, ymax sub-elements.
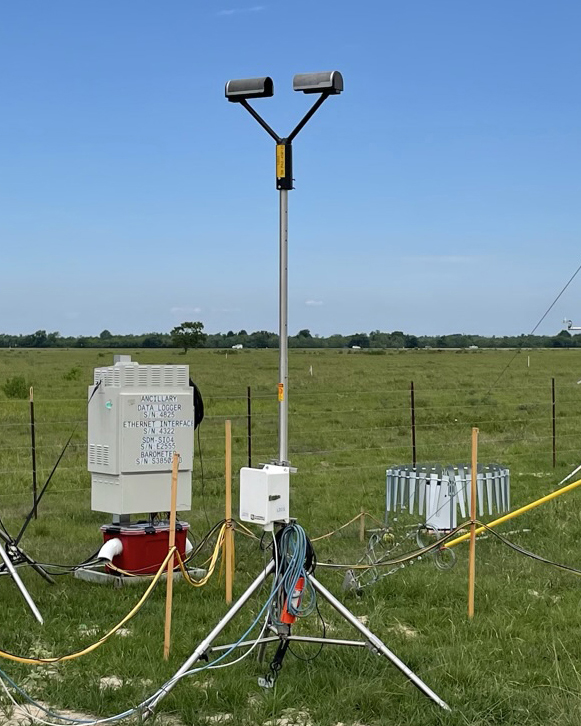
<box><xmin>486</xmin><ymin>261</ymin><xmax>581</xmax><ymax>394</ymax></box>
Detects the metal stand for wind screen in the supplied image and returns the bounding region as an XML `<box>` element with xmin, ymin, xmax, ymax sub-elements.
<box><xmin>144</xmin><ymin>73</ymin><xmax>450</xmax><ymax>717</ymax></box>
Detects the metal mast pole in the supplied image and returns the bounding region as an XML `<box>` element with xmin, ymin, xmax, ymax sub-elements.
<box><xmin>278</xmin><ymin>188</ymin><xmax>289</xmax><ymax>464</ymax></box>
<box><xmin>231</xmin><ymin>79</ymin><xmax>338</xmax><ymax>468</ymax></box>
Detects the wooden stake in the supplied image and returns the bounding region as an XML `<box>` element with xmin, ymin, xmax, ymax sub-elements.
<box><xmin>359</xmin><ymin>507</ymin><xmax>365</xmax><ymax>543</ymax></box>
<box><xmin>163</xmin><ymin>452</ymin><xmax>179</xmax><ymax>660</ymax></box>
<box><xmin>225</xmin><ymin>420</ymin><xmax>234</xmax><ymax>604</ymax></box>
<box><xmin>468</xmin><ymin>428</ymin><xmax>478</xmax><ymax>619</ymax></box>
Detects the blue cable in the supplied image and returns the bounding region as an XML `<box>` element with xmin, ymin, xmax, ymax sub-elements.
<box><xmin>0</xmin><ymin>534</ymin><xmax>291</xmax><ymax>725</ymax></box>
<box><xmin>0</xmin><ymin>526</ymin><xmax>318</xmax><ymax>724</ymax></box>
<box><xmin>274</xmin><ymin>523</ymin><xmax>317</xmax><ymax>621</ymax></box>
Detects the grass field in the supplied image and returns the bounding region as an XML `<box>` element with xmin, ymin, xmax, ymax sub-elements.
<box><xmin>2</xmin><ymin>347</ymin><xmax>581</xmax><ymax>725</ymax></box>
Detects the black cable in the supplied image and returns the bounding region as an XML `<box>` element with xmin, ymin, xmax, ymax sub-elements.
<box><xmin>190</xmin><ymin>377</ymin><xmax>210</xmax><ymax>524</ymax></box>
<box><xmin>0</xmin><ymin>563</ymin><xmax>99</xmax><ymax>577</ymax></box>
<box><xmin>317</xmin><ymin>521</ymin><xmax>471</xmax><ymax>570</ymax></box>
<box><xmin>288</xmin><ymin>600</ymin><xmax>326</xmax><ymax>663</ymax></box>
<box><xmin>5</xmin><ymin>521</ymin><xmax>227</xmax><ymax>576</ymax></box>
<box><xmin>259</xmin><ymin>531</ymin><xmax>272</xmax><ymax>552</ymax></box>
<box><xmin>0</xmin><ymin>513</ymin><xmax>10</xmax><ymax>538</ymax></box>
<box><xmin>34</xmin><ymin>549</ymin><xmax>103</xmax><ymax>571</ymax></box>
<box><xmin>14</xmin><ymin>380</ymin><xmax>103</xmax><ymax>545</ymax></box>
<box><xmin>0</xmin><ymin>556</ymin><xmax>103</xmax><ymax>576</ymax></box>
<box><xmin>478</xmin><ymin>522</ymin><xmax>581</xmax><ymax>576</ymax></box>
<box><xmin>0</xmin><ymin>569</ymin><xmax>71</xmax><ymax>578</ymax></box>
<box><xmin>1</xmin><ymin>542</ymin><xmax>104</xmax><ymax>573</ymax></box>
<box><xmin>197</xmin><ymin>426</ymin><xmax>211</xmax><ymax>527</ymax></box>
<box><xmin>187</xmin><ymin>519</ymin><xmax>226</xmax><ymax>565</ymax></box>
<box><xmin>486</xmin><ymin>261</ymin><xmax>581</xmax><ymax>394</ymax></box>
<box><xmin>189</xmin><ymin>378</ymin><xmax>205</xmax><ymax>430</ymax></box>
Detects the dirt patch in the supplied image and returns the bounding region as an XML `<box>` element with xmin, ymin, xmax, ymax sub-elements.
<box><xmin>387</xmin><ymin>621</ymin><xmax>419</xmax><ymax>639</ymax></box>
<box><xmin>264</xmin><ymin>708</ymin><xmax>313</xmax><ymax>726</ymax></box>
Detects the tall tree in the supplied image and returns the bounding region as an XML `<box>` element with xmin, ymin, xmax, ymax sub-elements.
<box><xmin>170</xmin><ymin>321</ymin><xmax>207</xmax><ymax>352</ymax></box>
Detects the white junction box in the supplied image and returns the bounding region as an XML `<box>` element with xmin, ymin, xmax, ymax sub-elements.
<box><xmin>88</xmin><ymin>358</ymin><xmax>194</xmax><ymax>515</ymax></box>
<box><xmin>239</xmin><ymin>465</ymin><xmax>290</xmax><ymax>530</ymax></box>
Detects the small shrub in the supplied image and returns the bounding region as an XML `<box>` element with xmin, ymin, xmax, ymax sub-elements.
<box><xmin>63</xmin><ymin>366</ymin><xmax>82</xmax><ymax>381</ymax></box>
<box><xmin>366</xmin><ymin>348</ymin><xmax>386</xmax><ymax>355</ymax></box>
<box><xmin>2</xmin><ymin>375</ymin><xmax>29</xmax><ymax>399</ymax></box>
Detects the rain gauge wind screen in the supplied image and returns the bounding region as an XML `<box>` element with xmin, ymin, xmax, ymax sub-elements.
<box><xmin>386</xmin><ymin>464</ymin><xmax>510</xmax><ymax>531</ymax></box>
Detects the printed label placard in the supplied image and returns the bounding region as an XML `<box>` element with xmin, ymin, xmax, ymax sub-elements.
<box><xmin>120</xmin><ymin>393</ymin><xmax>194</xmax><ymax>472</ymax></box>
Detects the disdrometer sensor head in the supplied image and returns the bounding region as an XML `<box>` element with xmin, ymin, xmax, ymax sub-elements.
<box><xmin>225</xmin><ymin>76</ymin><xmax>274</xmax><ymax>102</ymax></box>
<box><xmin>292</xmin><ymin>71</ymin><xmax>343</xmax><ymax>95</ymax></box>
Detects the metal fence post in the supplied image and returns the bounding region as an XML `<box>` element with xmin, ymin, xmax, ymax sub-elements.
<box><xmin>29</xmin><ymin>387</ymin><xmax>38</xmax><ymax>519</ymax></box>
<box><xmin>410</xmin><ymin>381</ymin><xmax>417</xmax><ymax>467</ymax></box>
<box><xmin>552</xmin><ymin>377</ymin><xmax>556</xmax><ymax>468</ymax></box>
<box><xmin>247</xmin><ymin>385</ymin><xmax>252</xmax><ymax>468</ymax></box>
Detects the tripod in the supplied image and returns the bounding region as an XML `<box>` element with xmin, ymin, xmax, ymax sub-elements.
<box><xmin>144</xmin><ymin>557</ymin><xmax>450</xmax><ymax>716</ymax></box>
<box><xmin>0</xmin><ymin>528</ymin><xmax>55</xmax><ymax>585</ymax></box>
<box><xmin>0</xmin><ymin>515</ymin><xmax>55</xmax><ymax>624</ymax></box>
<box><xmin>0</xmin><ymin>386</ymin><xmax>98</xmax><ymax>594</ymax></box>
<box><xmin>0</xmin><ymin>540</ymin><xmax>44</xmax><ymax>624</ymax></box>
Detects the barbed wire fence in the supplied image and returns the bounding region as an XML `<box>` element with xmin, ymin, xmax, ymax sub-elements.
<box><xmin>0</xmin><ymin>379</ymin><xmax>579</xmax><ymax>528</ymax></box>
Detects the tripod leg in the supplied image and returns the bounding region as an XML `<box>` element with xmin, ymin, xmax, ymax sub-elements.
<box><xmin>144</xmin><ymin>559</ymin><xmax>275</xmax><ymax>718</ymax></box>
<box><xmin>0</xmin><ymin>528</ymin><xmax>55</xmax><ymax>585</ymax></box>
<box><xmin>22</xmin><ymin>558</ymin><xmax>55</xmax><ymax>585</ymax></box>
<box><xmin>308</xmin><ymin>573</ymin><xmax>450</xmax><ymax>711</ymax></box>
<box><xmin>256</xmin><ymin>636</ymin><xmax>269</xmax><ymax>664</ymax></box>
<box><xmin>0</xmin><ymin>545</ymin><xmax>43</xmax><ymax>625</ymax></box>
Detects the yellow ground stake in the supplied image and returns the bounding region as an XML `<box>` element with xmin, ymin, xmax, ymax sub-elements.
<box><xmin>444</xmin><ymin>476</ymin><xmax>581</xmax><ymax>550</ymax></box>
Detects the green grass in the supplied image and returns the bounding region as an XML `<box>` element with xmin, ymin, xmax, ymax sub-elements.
<box><xmin>1</xmin><ymin>347</ymin><xmax>581</xmax><ymax>724</ymax></box>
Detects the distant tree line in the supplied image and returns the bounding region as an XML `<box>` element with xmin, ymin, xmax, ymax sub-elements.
<box><xmin>0</xmin><ymin>326</ymin><xmax>579</xmax><ymax>350</ymax></box>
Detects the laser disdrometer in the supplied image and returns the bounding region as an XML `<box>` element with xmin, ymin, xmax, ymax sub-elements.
<box><xmin>87</xmin><ymin>357</ymin><xmax>195</xmax><ymax>573</ymax></box>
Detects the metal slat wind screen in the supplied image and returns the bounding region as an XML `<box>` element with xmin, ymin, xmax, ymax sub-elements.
<box><xmin>386</xmin><ymin>463</ymin><xmax>510</xmax><ymax>530</ymax></box>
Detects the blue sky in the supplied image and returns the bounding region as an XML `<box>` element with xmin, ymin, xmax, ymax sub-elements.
<box><xmin>0</xmin><ymin>1</ymin><xmax>579</xmax><ymax>337</ymax></box>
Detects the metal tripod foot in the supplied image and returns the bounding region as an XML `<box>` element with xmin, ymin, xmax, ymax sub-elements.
<box><xmin>309</xmin><ymin>572</ymin><xmax>450</xmax><ymax>711</ymax></box>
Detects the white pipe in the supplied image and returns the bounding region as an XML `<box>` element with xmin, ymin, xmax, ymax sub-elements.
<box><xmin>97</xmin><ymin>538</ymin><xmax>123</xmax><ymax>562</ymax></box>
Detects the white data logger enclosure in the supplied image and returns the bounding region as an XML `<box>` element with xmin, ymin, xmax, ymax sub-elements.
<box><xmin>239</xmin><ymin>465</ymin><xmax>290</xmax><ymax>531</ymax></box>
<box><xmin>88</xmin><ymin>358</ymin><xmax>194</xmax><ymax>515</ymax></box>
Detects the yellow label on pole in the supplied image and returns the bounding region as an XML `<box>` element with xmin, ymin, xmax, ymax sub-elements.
<box><xmin>276</xmin><ymin>145</ymin><xmax>285</xmax><ymax>178</ymax></box>
<box><xmin>277</xmin><ymin>383</ymin><xmax>284</xmax><ymax>402</ymax></box>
